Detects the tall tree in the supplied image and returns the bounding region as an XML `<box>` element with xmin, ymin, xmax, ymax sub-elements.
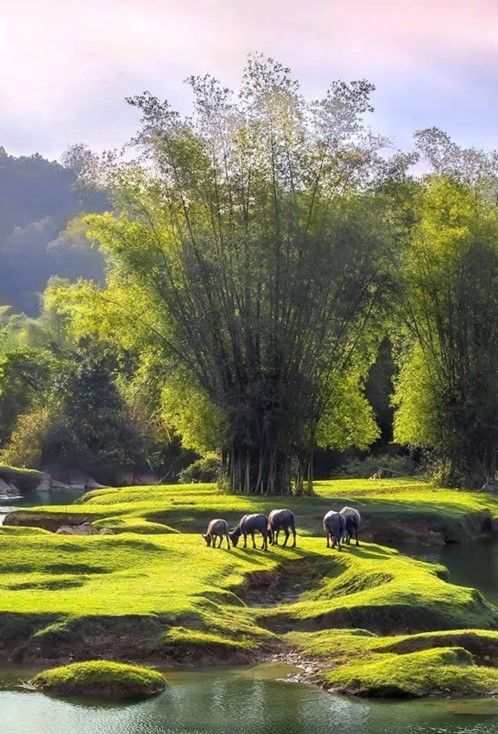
<box><xmin>393</xmin><ymin>177</ymin><xmax>498</xmax><ymax>487</ymax></box>
<box><xmin>63</xmin><ymin>56</ymin><xmax>400</xmax><ymax>493</ymax></box>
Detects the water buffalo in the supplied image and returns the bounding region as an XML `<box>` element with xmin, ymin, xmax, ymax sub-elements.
<box><xmin>340</xmin><ymin>506</ymin><xmax>361</xmax><ymax>546</ymax></box>
<box><xmin>202</xmin><ymin>519</ymin><xmax>231</xmax><ymax>549</ymax></box>
<box><xmin>323</xmin><ymin>510</ymin><xmax>346</xmax><ymax>551</ymax></box>
<box><xmin>268</xmin><ymin>509</ymin><xmax>296</xmax><ymax>547</ymax></box>
<box><xmin>230</xmin><ymin>514</ymin><xmax>271</xmax><ymax>551</ymax></box>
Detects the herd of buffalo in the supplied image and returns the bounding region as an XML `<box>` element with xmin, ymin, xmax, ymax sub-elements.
<box><xmin>202</xmin><ymin>506</ymin><xmax>361</xmax><ymax>551</ymax></box>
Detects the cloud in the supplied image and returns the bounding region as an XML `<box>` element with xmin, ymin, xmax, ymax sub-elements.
<box><xmin>0</xmin><ymin>0</ymin><xmax>497</xmax><ymax>156</ymax></box>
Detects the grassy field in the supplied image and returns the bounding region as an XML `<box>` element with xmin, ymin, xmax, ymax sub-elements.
<box><xmin>2</xmin><ymin>479</ymin><xmax>498</xmax><ymax>697</ymax></box>
<box><xmin>8</xmin><ymin>478</ymin><xmax>498</xmax><ymax>542</ymax></box>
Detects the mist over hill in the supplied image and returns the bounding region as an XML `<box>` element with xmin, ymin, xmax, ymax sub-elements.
<box><xmin>0</xmin><ymin>147</ymin><xmax>106</xmax><ymax>315</ymax></box>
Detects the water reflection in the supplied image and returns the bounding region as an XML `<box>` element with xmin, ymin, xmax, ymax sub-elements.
<box><xmin>1</xmin><ymin>669</ymin><xmax>498</xmax><ymax>734</ymax></box>
<box><xmin>402</xmin><ymin>538</ymin><xmax>498</xmax><ymax>606</ymax></box>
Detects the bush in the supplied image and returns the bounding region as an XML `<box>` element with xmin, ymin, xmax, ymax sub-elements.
<box><xmin>178</xmin><ymin>456</ymin><xmax>221</xmax><ymax>484</ymax></box>
<box><xmin>335</xmin><ymin>452</ymin><xmax>425</xmax><ymax>479</ymax></box>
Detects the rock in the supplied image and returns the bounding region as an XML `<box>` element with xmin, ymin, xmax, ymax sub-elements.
<box><xmin>56</xmin><ymin>522</ymin><xmax>100</xmax><ymax>536</ymax></box>
<box><xmin>369</xmin><ymin>468</ymin><xmax>394</xmax><ymax>480</ymax></box>
<box><xmin>84</xmin><ymin>477</ymin><xmax>107</xmax><ymax>490</ymax></box>
<box><xmin>134</xmin><ymin>472</ymin><xmax>160</xmax><ymax>486</ymax></box>
<box><xmin>35</xmin><ymin>473</ymin><xmax>53</xmax><ymax>492</ymax></box>
<box><xmin>0</xmin><ymin>478</ymin><xmax>21</xmax><ymax>497</ymax></box>
<box><xmin>481</xmin><ymin>480</ymin><xmax>498</xmax><ymax>492</ymax></box>
<box><xmin>51</xmin><ymin>480</ymin><xmax>74</xmax><ymax>490</ymax></box>
<box><xmin>55</xmin><ymin>522</ymin><xmax>114</xmax><ymax>536</ymax></box>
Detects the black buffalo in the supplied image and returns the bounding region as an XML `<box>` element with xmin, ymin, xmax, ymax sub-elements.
<box><xmin>323</xmin><ymin>510</ymin><xmax>346</xmax><ymax>551</ymax></box>
<box><xmin>230</xmin><ymin>514</ymin><xmax>271</xmax><ymax>551</ymax></box>
<box><xmin>340</xmin><ymin>506</ymin><xmax>361</xmax><ymax>546</ymax></box>
<box><xmin>202</xmin><ymin>519</ymin><xmax>231</xmax><ymax>549</ymax></box>
<box><xmin>268</xmin><ymin>509</ymin><xmax>296</xmax><ymax>547</ymax></box>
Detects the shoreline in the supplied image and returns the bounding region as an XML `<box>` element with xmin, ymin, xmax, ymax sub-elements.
<box><xmin>1</xmin><ymin>480</ymin><xmax>498</xmax><ymax>698</ymax></box>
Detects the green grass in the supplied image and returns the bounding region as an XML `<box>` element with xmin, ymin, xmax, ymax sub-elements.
<box><xmin>7</xmin><ymin>478</ymin><xmax>498</xmax><ymax>542</ymax></box>
<box><xmin>32</xmin><ymin>660</ymin><xmax>166</xmax><ymax>700</ymax></box>
<box><xmin>2</xmin><ymin>478</ymin><xmax>498</xmax><ymax>697</ymax></box>
<box><xmin>322</xmin><ymin>646</ymin><xmax>498</xmax><ymax>697</ymax></box>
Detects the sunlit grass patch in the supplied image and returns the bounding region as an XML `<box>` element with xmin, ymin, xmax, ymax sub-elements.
<box><xmin>32</xmin><ymin>660</ymin><xmax>166</xmax><ymax>700</ymax></box>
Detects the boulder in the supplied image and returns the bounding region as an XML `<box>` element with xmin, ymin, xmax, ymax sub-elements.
<box><xmin>0</xmin><ymin>478</ymin><xmax>21</xmax><ymax>497</ymax></box>
<box><xmin>35</xmin><ymin>473</ymin><xmax>53</xmax><ymax>492</ymax></box>
<box><xmin>84</xmin><ymin>477</ymin><xmax>107</xmax><ymax>490</ymax></box>
<box><xmin>481</xmin><ymin>480</ymin><xmax>498</xmax><ymax>492</ymax></box>
<box><xmin>369</xmin><ymin>468</ymin><xmax>394</xmax><ymax>480</ymax></box>
<box><xmin>55</xmin><ymin>522</ymin><xmax>114</xmax><ymax>536</ymax></box>
<box><xmin>56</xmin><ymin>522</ymin><xmax>100</xmax><ymax>536</ymax></box>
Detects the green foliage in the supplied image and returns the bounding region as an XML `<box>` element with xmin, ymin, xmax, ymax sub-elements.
<box><xmin>161</xmin><ymin>372</ymin><xmax>226</xmax><ymax>455</ymax></box>
<box><xmin>0</xmin><ymin>348</ymin><xmax>57</xmax><ymax>447</ymax></box>
<box><xmin>316</xmin><ymin>371</ymin><xmax>380</xmax><ymax>452</ymax></box>
<box><xmin>32</xmin><ymin>660</ymin><xmax>166</xmax><ymax>699</ymax></box>
<box><xmin>1</xmin><ymin>409</ymin><xmax>57</xmax><ymax>468</ymax></box>
<box><xmin>394</xmin><ymin>177</ymin><xmax>498</xmax><ymax>487</ymax></box>
<box><xmin>73</xmin><ymin>58</ymin><xmax>402</xmax><ymax>494</ymax></box>
<box><xmin>48</xmin><ymin>352</ymin><xmax>147</xmax><ymax>481</ymax></box>
<box><xmin>178</xmin><ymin>456</ymin><xmax>221</xmax><ymax>484</ymax></box>
<box><xmin>336</xmin><ymin>453</ymin><xmax>423</xmax><ymax>479</ymax></box>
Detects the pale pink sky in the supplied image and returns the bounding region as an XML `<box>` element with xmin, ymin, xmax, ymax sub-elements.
<box><xmin>0</xmin><ymin>0</ymin><xmax>497</xmax><ymax>158</ymax></box>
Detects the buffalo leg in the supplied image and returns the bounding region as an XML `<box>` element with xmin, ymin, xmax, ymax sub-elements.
<box><xmin>243</xmin><ymin>533</ymin><xmax>247</xmax><ymax>549</ymax></box>
<box><xmin>225</xmin><ymin>533</ymin><xmax>231</xmax><ymax>549</ymax></box>
<box><xmin>292</xmin><ymin>528</ymin><xmax>296</xmax><ymax>548</ymax></box>
<box><xmin>251</xmin><ymin>532</ymin><xmax>256</xmax><ymax>549</ymax></box>
<box><xmin>283</xmin><ymin>528</ymin><xmax>289</xmax><ymax>547</ymax></box>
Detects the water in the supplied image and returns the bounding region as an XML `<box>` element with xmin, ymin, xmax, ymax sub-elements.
<box><xmin>0</xmin><ymin>488</ymin><xmax>85</xmax><ymax>525</ymax></box>
<box><xmin>401</xmin><ymin>538</ymin><xmax>498</xmax><ymax>607</ymax></box>
<box><xmin>1</xmin><ymin>664</ymin><xmax>498</xmax><ymax>734</ymax></box>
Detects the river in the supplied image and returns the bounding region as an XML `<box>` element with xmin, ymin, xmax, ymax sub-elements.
<box><xmin>1</xmin><ymin>663</ymin><xmax>498</xmax><ymax>734</ymax></box>
<box><xmin>1</xmin><ymin>493</ymin><xmax>498</xmax><ymax>733</ymax></box>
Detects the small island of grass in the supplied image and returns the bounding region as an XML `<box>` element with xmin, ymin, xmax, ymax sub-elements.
<box><xmin>32</xmin><ymin>660</ymin><xmax>166</xmax><ymax>700</ymax></box>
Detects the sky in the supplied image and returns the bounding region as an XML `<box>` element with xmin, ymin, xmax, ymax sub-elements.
<box><xmin>0</xmin><ymin>0</ymin><xmax>497</xmax><ymax>160</ymax></box>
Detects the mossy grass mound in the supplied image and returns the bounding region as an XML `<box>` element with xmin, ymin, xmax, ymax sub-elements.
<box><xmin>32</xmin><ymin>660</ymin><xmax>166</xmax><ymax>700</ymax></box>
<box><xmin>322</xmin><ymin>647</ymin><xmax>498</xmax><ymax>698</ymax></box>
<box><xmin>257</xmin><ymin>542</ymin><xmax>498</xmax><ymax>634</ymax></box>
<box><xmin>289</xmin><ymin>627</ymin><xmax>498</xmax><ymax>696</ymax></box>
<box><xmin>0</xmin><ymin>464</ymin><xmax>41</xmax><ymax>493</ymax></box>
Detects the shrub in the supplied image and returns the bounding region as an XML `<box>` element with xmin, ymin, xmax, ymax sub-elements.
<box><xmin>335</xmin><ymin>452</ymin><xmax>425</xmax><ymax>479</ymax></box>
<box><xmin>178</xmin><ymin>456</ymin><xmax>221</xmax><ymax>484</ymax></box>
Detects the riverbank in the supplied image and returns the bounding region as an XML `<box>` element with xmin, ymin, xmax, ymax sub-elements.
<box><xmin>2</xmin><ymin>479</ymin><xmax>498</xmax><ymax>698</ymax></box>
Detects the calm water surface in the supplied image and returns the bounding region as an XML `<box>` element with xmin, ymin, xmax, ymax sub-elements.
<box><xmin>0</xmin><ymin>488</ymin><xmax>85</xmax><ymax>525</ymax></box>
<box><xmin>401</xmin><ymin>537</ymin><xmax>498</xmax><ymax>606</ymax></box>
<box><xmin>1</xmin><ymin>664</ymin><xmax>498</xmax><ymax>734</ymax></box>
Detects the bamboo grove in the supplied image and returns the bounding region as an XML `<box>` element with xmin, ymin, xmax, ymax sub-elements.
<box><xmin>34</xmin><ymin>56</ymin><xmax>498</xmax><ymax>491</ymax></box>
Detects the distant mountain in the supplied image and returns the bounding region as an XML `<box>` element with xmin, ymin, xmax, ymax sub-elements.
<box><xmin>0</xmin><ymin>147</ymin><xmax>107</xmax><ymax>315</ymax></box>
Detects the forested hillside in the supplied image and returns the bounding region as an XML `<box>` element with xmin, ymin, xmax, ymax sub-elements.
<box><xmin>0</xmin><ymin>147</ymin><xmax>106</xmax><ymax>315</ymax></box>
